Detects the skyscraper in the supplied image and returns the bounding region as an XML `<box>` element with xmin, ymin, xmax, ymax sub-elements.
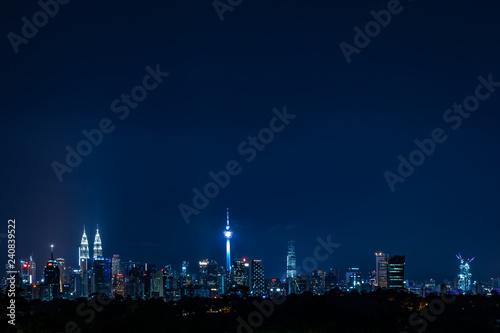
<box><xmin>111</xmin><ymin>254</ymin><xmax>121</xmax><ymax>297</ymax></box>
<box><xmin>311</xmin><ymin>270</ymin><xmax>326</xmax><ymax>295</ymax></box>
<box><xmin>286</xmin><ymin>240</ymin><xmax>296</xmax><ymax>278</ymax></box>
<box><xmin>250</xmin><ymin>259</ymin><xmax>265</xmax><ymax>296</ymax></box>
<box><xmin>93</xmin><ymin>225</ymin><xmax>103</xmax><ymax>260</ymax></box>
<box><xmin>325</xmin><ymin>268</ymin><xmax>340</xmax><ymax>292</ymax></box>
<box><xmin>457</xmin><ymin>254</ymin><xmax>474</xmax><ymax>294</ymax></box>
<box><xmin>55</xmin><ymin>257</ymin><xmax>66</xmax><ymax>293</ymax></box>
<box><xmin>223</xmin><ymin>208</ymin><xmax>233</xmax><ymax>272</ymax></box>
<box><xmin>375</xmin><ymin>252</ymin><xmax>389</xmax><ymax>288</ymax></box>
<box><xmin>28</xmin><ymin>255</ymin><xmax>36</xmax><ymax>284</ymax></box>
<box><xmin>232</xmin><ymin>258</ymin><xmax>249</xmax><ymax>288</ymax></box>
<box><xmin>93</xmin><ymin>257</ymin><xmax>111</xmax><ymax>296</ymax></box>
<box><xmin>199</xmin><ymin>259</ymin><xmax>209</xmax><ymax>286</ymax></box>
<box><xmin>79</xmin><ymin>226</ymin><xmax>90</xmax><ymax>297</ymax></box>
<box><xmin>206</xmin><ymin>260</ymin><xmax>218</xmax><ymax>298</ymax></box>
<box><xmin>387</xmin><ymin>255</ymin><xmax>405</xmax><ymax>289</ymax></box>
<box><xmin>44</xmin><ymin>245</ymin><xmax>60</xmax><ymax>300</ymax></box>
<box><xmin>20</xmin><ymin>260</ymin><xmax>30</xmax><ymax>287</ymax></box>
<box><xmin>79</xmin><ymin>226</ymin><xmax>90</xmax><ymax>271</ymax></box>
<box><xmin>346</xmin><ymin>267</ymin><xmax>362</xmax><ymax>290</ymax></box>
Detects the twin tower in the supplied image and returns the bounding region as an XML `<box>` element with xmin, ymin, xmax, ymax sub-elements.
<box><xmin>78</xmin><ymin>225</ymin><xmax>102</xmax><ymax>271</ymax></box>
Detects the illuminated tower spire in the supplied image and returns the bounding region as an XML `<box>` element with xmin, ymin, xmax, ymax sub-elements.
<box><xmin>93</xmin><ymin>225</ymin><xmax>102</xmax><ymax>259</ymax></box>
<box><xmin>223</xmin><ymin>208</ymin><xmax>233</xmax><ymax>272</ymax></box>
<box><xmin>79</xmin><ymin>226</ymin><xmax>89</xmax><ymax>260</ymax></box>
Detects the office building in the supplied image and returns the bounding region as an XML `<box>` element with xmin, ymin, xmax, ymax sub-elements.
<box><xmin>311</xmin><ymin>270</ymin><xmax>326</xmax><ymax>295</ymax></box>
<box><xmin>387</xmin><ymin>255</ymin><xmax>405</xmax><ymax>290</ymax></box>
<box><xmin>250</xmin><ymin>259</ymin><xmax>265</xmax><ymax>296</ymax></box>
<box><xmin>375</xmin><ymin>252</ymin><xmax>389</xmax><ymax>288</ymax></box>
<box><xmin>286</xmin><ymin>240</ymin><xmax>297</xmax><ymax>278</ymax></box>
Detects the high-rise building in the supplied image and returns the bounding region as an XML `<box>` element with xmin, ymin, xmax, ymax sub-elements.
<box><xmin>28</xmin><ymin>255</ymin><xmax>36</xmax><ymax>284</ymax></box>
<box><xmin>268</xmin><ymin>278</ymin><xmax>284</xmax><ymax>296</ymax></box>
<box><xmin>111</xmin><ymin>254</ymin><xmax>121</xmax><ymax>297</ymax></box>
<box><xmin>286</xmin><ymin>240</ymin><xmax>297</xmax><ymax>278</ymax></box>
<box><xmin>375</xmin><ymin>252</ymin><xmax>389</xmax><ymax>288</ymax></box>
<box><xmin>232</xmin><ymin>258</ymin><xmax>249</xmax><ymax>288</ymax></box>
<box><xmin>20</xmin><ymin>260</ymin><xmax>30</xmax><ymax>287</ymax></box>
<box><xmin>387</xmin><ymin>255</ymin><xmax>405</xmax><ymax>289</ymax></box>
<box><xmin>250</xmin><ymin>259</ymin><xmax>265</xmax><ymax>296</ymax></box>
<box><xmin>112</xmin><ymin>255</ymin><xmax>121</xmax><ymax>275</ymax></box>
<box><xmin>346</xmin><ymin>268</ymin><xmax>362</xmax><ymax>290</ymax></box>
<box><xmin>93</xmin><ymin>257</ymin><xmax>111</xmax><ymax>296</ymax></box>
<box><xmin>79</xmin><ymin>226</ymin><xmax>90</xmax><ymax>297</ymax></box>
<box><xmin>456</xmin><ymin>254</ymin><xmax>474</xmax><ymax>294</ymax></box>
<box><xmin>325</xmin><ymin>268</ymin><xmax>340</xmax><ymax>292</ymax></box>
<box><xmin>79</xmin><ymin>226</ymin><xmax>90</xmax><ymax>271</ymax></box>
<box><xmin>206</xmin><ymin>260</ymin><xmax>218</xmax><ymax>298</ymax></box>
<box><xmin>150</xmin><ymin>269</ymin><xmax>164</xmax><ymax>299</ymax></box>
<box><xmin>223</xmin><ymin>209</ymin><xmax>233</xmax><ymax>272</ymax></box>
<box><xmin>55</xmin><ymin>257</ymin><xmax>66</xmax><ymax>293</ymax></box>
<box><xmin>311</xmin><ymin>270</ymin><xmax>326</xmax><ymax>295</ymax></box>
<box><xmin>44</xmin><ymin>245</ymin><xmax>60</xmax><ymax>300</ymax></box>
<box><xmin>93</xmin><ymin>226</ymin><xmax>103</xmax><ymax>260</ymax></box>
<box><xmin>113</xmin><ymin>273</ymin><xmax>125</xmax><ymax>298</ymax></box>
<box><xmin>290</xmin><ymin>275</ymin><xmax>310</xmax><ymax>294</ymax></box>
<box><xmin>199</xmin><ymin>259</ymin><xmax>209</xmax><ymax>286</ymax></box>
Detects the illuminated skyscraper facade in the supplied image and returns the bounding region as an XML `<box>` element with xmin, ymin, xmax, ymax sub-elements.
<box><xmin>79</xmin><ymin>226</ymin><xmax>90</xmax><ymax>297</ymax></box>
<box><xmin>44</xmin><ymin>245</ymin><xmax>60</xmax><ymax>299</ymax></box>
<box><xmin>93</xmin><ymin>226</ymin><xmax>103</xmax><ymax>260</ymax></box>
<box><xmin>387</xmin><ymin>255</ymin><xmax>405</xmax><ymax>289</ymax></box>
<box><xmin>79</xmin><ymin>226</ymin><xmax>90</xmax><ymax>272</ymax></box>
<box><xmin>223</xmin><ymin>209</ymin><xmax>233</xmax><ymax>272</ymax></box>
<box><xmin>93</xmin><ymin>257</ymin><xmax>111</xmax><ymax>296</ymax></box>
<box><xmin>199</xmin><ymin>259</ymin><xmax>209</xmax><ymax>286</ymax></box>
<box><xmin>232</xmin><ymin>258</ymin><xmax>249</xmax><ymax>287</ymax></box>
<box><xmin>311</xmin><ymin>269</ymin><xmax>326</xmax><ymax>295</ymax></box>
<box><xmin>29</xmin><ymin>255</ymin><xmax>36</xmax><ymax>284</ymax></box>
<box><xmin>375</xmin><ymin>252</ymin><xmax>389</xmax><ymax>288</ymax></box>
<box><xmin>250</xmin><ymin>259</ymin><xmax>265</xmax><ymax>296</ymax></box>
<box><xmin>206</xmin><ymin>260</ymin><xmax>218</xmax><ymax>298</ymax></box>
<box><xmin>346</xmin><ymin>267</ymin><xmax>362</xmax><ymax>290</ymax></box>
<box><xmin>286</xmin><ymin>240</ymin><xmax>296</xmax><ymax>278</ymax></box>
<box><xmin>457</xmin><ymin>253</ymin><xmax>474</xmax><ymax>294</ymax></box>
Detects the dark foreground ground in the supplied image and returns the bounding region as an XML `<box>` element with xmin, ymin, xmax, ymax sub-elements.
<box><xmin>1</xmin><ymin>289</ymin><xmax>500</xmax><ymax>333</ymax></box>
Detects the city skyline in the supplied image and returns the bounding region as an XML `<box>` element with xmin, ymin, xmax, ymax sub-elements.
<box><xmin>2</xmin><ymin>0</ymin><xmax>500</xmax><ymax>301</ymax></box>
<box><xmin>15</xmin><ymin>213</ymin><xmax>490</xmax><ymax>287</ymax></box>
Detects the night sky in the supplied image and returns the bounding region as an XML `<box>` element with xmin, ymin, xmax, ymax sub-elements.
<box><xmin>1</xmin><ymin>0</ymin><xmax>500</xmax><ymax>283</ymax></box>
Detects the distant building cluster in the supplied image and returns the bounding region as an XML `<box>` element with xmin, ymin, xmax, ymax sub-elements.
<box><xmin>3</xmin><ymin>210</ymin><xmax>499</xmax><ymax>301</ymax></box>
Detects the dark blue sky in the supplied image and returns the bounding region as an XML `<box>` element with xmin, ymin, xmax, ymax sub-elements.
<box><xmin>1</xmin><ymin>0</ymin><xmax>500</xmax><ymax>283</ymax></box>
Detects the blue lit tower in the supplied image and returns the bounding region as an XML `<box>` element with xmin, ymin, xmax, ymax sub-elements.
<box><xmin>456</xmin><ymin>253</ymin><xmax>474</xmax><ymax>293</ymax></box>
<box><xmin>223</xmin><ymin>208</ymin><xmax>233</xmax><ymax>272</ymax></box>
